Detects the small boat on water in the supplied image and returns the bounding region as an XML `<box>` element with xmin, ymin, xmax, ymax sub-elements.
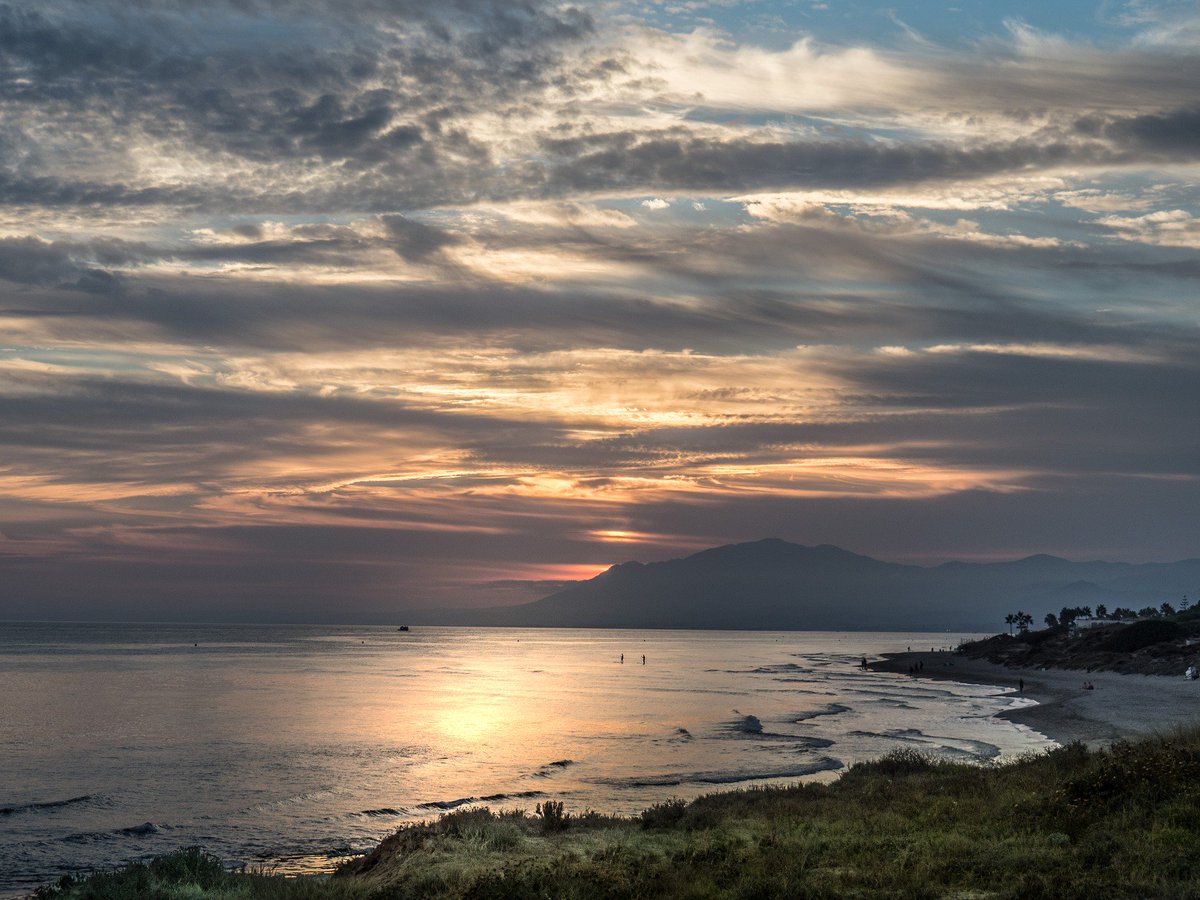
<box><xmin>397</xmin><ymin>625</ymin><xmax>410</xmax><ymax>632</ymax></box>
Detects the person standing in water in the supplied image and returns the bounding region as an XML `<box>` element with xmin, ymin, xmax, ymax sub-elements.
<box><xmin>641</xmin><ymin>654</ymin><xmax>646</xmax><ymax>665</ymax></box>
<box><xmin>620</xmin><ymin>653</ymin><xmax>624</xmax><ymax>664</ymax></box>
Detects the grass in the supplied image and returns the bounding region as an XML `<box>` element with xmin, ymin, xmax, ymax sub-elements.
<box><xmin>37</xmin><ymin>728</ymin><xmax>1200</xmax><ymax>899</ymax></box>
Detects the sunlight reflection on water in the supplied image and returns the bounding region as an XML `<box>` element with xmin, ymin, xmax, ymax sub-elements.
<box><xmin>0</xmin><ymin>623</ymin><xmax>1052</xmax><ymax>894</ymax></box>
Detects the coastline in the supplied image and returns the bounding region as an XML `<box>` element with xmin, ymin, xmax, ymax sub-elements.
<box><xmin>870</xmin><ymin>650</ymin><xmax>1200</xmax><ymax>747</ymax></box>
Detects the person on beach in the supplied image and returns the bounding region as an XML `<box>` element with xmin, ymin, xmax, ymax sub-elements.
<box><xmin>1019</xmin><ymin>678</ymin><xmax>1024</xmax><ymax>693</ymax></box>
<box><xmin>620</xmin><ymin>653</ymin><xmax>624</xmax><ymax>664</ymax></box>
<box><xmin>861</xmin><ymin>656</ymin><xmax>868</xmax><ymax>670</ymax></box>
<box><xmin>642</xmin><ymin>654</ymin><xmax>646</xmax><ymax>665</ymax></box>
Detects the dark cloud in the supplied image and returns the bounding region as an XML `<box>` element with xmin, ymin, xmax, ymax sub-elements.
<box><xmin>0</xmin><ymin>236</ymin><xmax>76</xmax><ymax>284</ymax></box>
<box><xmin>381</xmin><ymin>215</ymin><xmax>463</xmax><ymax>261</ymax></box>
<box><xmin>0</xmin><ymin>373</ymin><xmax>570</xmax><ymax>482</ymax></box>
<box><xmin>533</xmin><ymin>130</ymin><xmax>1130</xmax><ymax>196</ymax></box>
<box><xmin>0</xmin><ymin>0</ymin><xmax>592</xmax><ymax>215</ymax></box>
<box><xmin>0</xmin><ymin>213</ymin><xmax>1184</xmax><ymax>356</ymax></box>
<box><xmin>0</xmin><ymin>235</ymin><xmax>148</xmax><ymax>289</ymax></box>
<box><xmin>1101</xmin><ymin>107</ymin><xmax>1200</xmax><ymax>154</ymax></box>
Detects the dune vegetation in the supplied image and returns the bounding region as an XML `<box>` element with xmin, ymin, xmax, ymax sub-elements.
<box><xmin>37</xmin><ymin>728</ymin><xmax>1200</xmax><ymax>899</ymax></box>
<box><xmin>963</xmin><ymin>603</ymin><xmax>1200</xmax><ymax>675</ymax></box>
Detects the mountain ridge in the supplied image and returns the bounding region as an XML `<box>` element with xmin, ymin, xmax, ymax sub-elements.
<box><xmin>408</xmin><ymin>539</ymin><xmax>1200</xmax><ymax>631</ymax></box>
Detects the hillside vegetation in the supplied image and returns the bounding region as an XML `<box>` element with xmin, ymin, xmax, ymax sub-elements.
<box><xmin>962</xmin><ymin>605</ymin><xmax>1200</xmax><ymax>675</ymax></box>
<box><xmin>38</xmin><ymin>728</ymin><xmax>1200</xmax><ymax>899</ymax></box>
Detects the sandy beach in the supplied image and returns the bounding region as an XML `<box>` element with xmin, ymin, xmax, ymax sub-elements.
<box><xmin>871</xmin><ymin>651</ymin><xmax>1200</xmax><ymax>747</ymax></box>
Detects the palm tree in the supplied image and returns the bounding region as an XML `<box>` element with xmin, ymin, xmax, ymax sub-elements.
<box><xmin>1005</xmin><ymin>613</ymin><xmax>1015</xmax><ymax>635</ymax></box>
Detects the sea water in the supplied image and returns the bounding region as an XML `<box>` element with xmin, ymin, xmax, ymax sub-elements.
<box><xmin>0</xmin><ymin>623</ymin><xmax>1048</xmax><ymax>896</ymax></box>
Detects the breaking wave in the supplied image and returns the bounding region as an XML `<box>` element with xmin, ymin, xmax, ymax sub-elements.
<box><xmin>0</xmin><ymin>795</ymin><xmax>102</xmax><ymax>817</ymax></box>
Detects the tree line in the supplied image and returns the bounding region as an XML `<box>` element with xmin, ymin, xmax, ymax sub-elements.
<box><xmin>1006</xmin><ymin>597</ymin><xmax>1190</xmax><ymax>633</ymax></box>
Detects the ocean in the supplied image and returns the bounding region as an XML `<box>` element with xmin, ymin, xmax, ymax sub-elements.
<box><xmin>0</xmin><ymin>623</ymin><xmax>1049</xmax><ymax>896</ymax></box>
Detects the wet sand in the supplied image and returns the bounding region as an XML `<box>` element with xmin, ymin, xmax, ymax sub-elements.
<box><xmin>871</xmin><ymin>651</ymin><xmax>1200</xmax><ymax>747</ymax></box>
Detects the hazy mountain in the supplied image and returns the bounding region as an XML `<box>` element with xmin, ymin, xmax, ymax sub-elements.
<box><xmin>410</xmin><ymin>539</ymin><xmax>1200</xmax><ymax>631</ymax></box>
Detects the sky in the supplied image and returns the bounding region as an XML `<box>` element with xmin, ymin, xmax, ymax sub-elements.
<box><xmin>1</xmin><ymin>0</ymin><xmax>1199</xmax><ymax>622</ymax></box>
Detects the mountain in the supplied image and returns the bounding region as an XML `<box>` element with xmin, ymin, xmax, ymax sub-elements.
<box><xmin>410</xmin><ymin>539</ymin><xmax>1200</xmax><ymax>631</ymax></box>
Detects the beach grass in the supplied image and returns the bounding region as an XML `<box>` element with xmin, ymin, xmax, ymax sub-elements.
<box><xmin>37</xmin><ymin>727</ymin><xmax>1200</xmax><ymax>899</ymax></box>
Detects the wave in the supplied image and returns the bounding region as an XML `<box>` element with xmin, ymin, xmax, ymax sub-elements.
<box><xmin>416</xmin><ymin>797</ymin><xmax>478</xmax><ymax>811</ymax></box>
<box><xmin>848</xmin><ymin>728</ymin><xmax>1001</xmax><ymax>761</ymax></box>
<box><xmin>722</xmin><ymin>712</ymin><xmax>835</xmax><ymax>748</ymax></box>
<box><xmin>60</xmin><ymin>821</ymin><xmax>164</xmax><ymax>844</ymax></box>
<box><xmin>531</xmin><ymin>759</ymin><xmax>575</xmax><ymax>778</ymax></box>
<box><xmin>0</xmin><ymin>795</ymin><xmax>102</xmax><ymax>817</ymax></box>
<box><xmin>119</xmin><ymin>822</ymin><xmax>161</xmax><ymax>837</ymax></box>
<box><xmin>416</xmin><ymin>790</ymin><xmax>545</xmax><ymax>811</ymax></box>
<box><xmin>794</xmin><ymin>703</ymin><xmax>851</xmax><ymax>722</ymax></box>
<box><xmin>726</xmin><ymin>713</ymin><xmax>763</xmax><ymax>734</ymax></box>
<box><xmin>601</xmin><ymin>756</ymin><xmax>844</xmax><ymax>788</ymax></box>
<box><xmin>865</xmin><ymin>697</ymin><xmax>918</xmax><ymax>709</ymax></box>
<box><xmin>480</xmin><ymin>790</ymin><xmax>545</xmax><ymax>803</ymax></box>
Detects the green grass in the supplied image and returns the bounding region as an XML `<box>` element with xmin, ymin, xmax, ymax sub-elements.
<box><xmin>38</xmin><ymin>728</ymin><xmax>1200</xmax><ymax>899</ymax></box>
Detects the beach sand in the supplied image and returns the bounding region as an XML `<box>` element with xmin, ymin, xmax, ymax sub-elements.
<box><xmin>871</xmin><ymin>651</ymin><xmax>1200</xmax><ymax>747</ymax></box>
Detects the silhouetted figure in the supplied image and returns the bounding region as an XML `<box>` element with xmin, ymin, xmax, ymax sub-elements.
<box><xmin>620</xmin><ymin>654</ymin><xmax>624</xmax><ymax>664</ymax></box>
<box><xmin>641</xmin><ymin>654</ymin><xmax>646</xmax><ymax>665</ymax></box>
<box><xmin>861</xmin><ymin>656</ymin><xmax>868</xmax><ymax>670</ymax></box>
<box><xmin>1019</xmin><ymin>678</ymin><xmax>1024</xmax><ymax>693</ymax></box>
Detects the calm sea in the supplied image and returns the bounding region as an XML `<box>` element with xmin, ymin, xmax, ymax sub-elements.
<box><xmin>0</xmin><ymin>623</ymin><xmax>1049</xmax><ymax>896</ymax></box>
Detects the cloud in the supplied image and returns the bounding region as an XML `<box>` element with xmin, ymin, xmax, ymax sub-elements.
<box><xmin>380</xmin><ymin>214</ymin><xmax>464</xmax><ymax>261</ymax></box>
<box><xmin>1088</xmin><ymin>107</ymin><xmax>1200</xmax><ymax>154</ymax></box>
<box><xmin>533</xmin><ymin>130</ymin><xmax>1125</xmax><ymax>197</ymax></box>
<box><xmin>1094</xmin><ymin>209</ymin><xmax>1200</xmax><ymax>248</ymax></box>
<box><xmin>3</xmin><ymin>1</ymin><xmax>1200</xmax><ymax>618</ymax></box>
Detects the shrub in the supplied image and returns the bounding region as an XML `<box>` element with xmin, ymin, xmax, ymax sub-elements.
<box><xmin>535</xmin><ymin>800</ymin><xmax>568</xmax><ymax>834</ymax></box>
<box><xmin>846</xmin><ymin>748</ymin><xmax>934</xmax><ymax>778</ymax></box>
<box><xmin>641</xmin><ymin>798</ymin><xmax>688</xmax><ymax>829</ymax></box>
<box><xmin>1102</xmin><ymin>619</ymin><xmax>1185</xmax><ymax>653</ymax></box>
<box><xmin>34</xmin><ymin>848</ymin><xmax>231</xmax><ymax>898</ymax></box>
<box><xmin>1022</xmin><ymin>624</ymin><xmax>1067</xmax><ymax>646</ymax></box>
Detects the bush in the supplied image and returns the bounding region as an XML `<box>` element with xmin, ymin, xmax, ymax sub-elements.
<box><xmin>846</xmin><ymin>748</ymin><xmax>934</xmax><ymax>779</ymax></box>
<box><xmin>1022</xmin><ymin>624</ymin><xmax>1067</xmax><ymax>646</ymax></box>
<box><xmin>535</xmin><ymin>800</ymin><xmax>568</xmax><ymax>834</ymax></box>
<box><xmin>34</xmin><ymin>848</ymin><xmax>231</xmax><ymax>898</ymax></box>
<box><xmin>1102</xmin><ymin>619</ymin><xmax>1185</xmax><ymax>653</ymax></box>
<box><xmin>641</xmin><ymin>798</ymin><xmax>688</xmax><ymax>829</ymax></box>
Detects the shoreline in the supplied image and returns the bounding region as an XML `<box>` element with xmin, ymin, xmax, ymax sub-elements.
<box><xmin>870</xmin><ymin>650</ymin><xmax>1200</xmax><ymax>747</ymax></box>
